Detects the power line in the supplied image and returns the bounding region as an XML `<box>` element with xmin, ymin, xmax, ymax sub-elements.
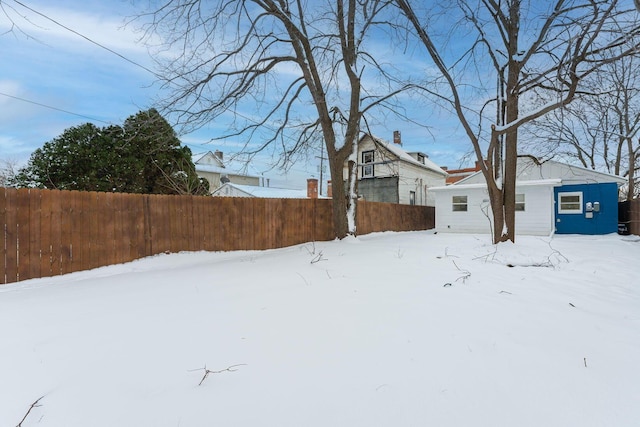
<box><xmin>10</xmin><ymin>0</ymin><xmax>160</xmax><ymax>78</ymax></box>
<box><xmin>0</xmin><ymin>91</ymin><xmax>113</xmax><ymax>124</ymax></box>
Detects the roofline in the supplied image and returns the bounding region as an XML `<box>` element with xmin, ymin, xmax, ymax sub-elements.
<box><xmin>431</xmin><ymin>178</ymin><xmax>562</xmax><ymax>191</ymax></box>
<box><xmin>452</xmin><ymin>158</ymin><xmax>627</xmax><ymax>185</ymax></box>
<box><xmin>361</xmin><ymin>133</ymin><xmax>449</xmax><ymax>177</ymax></box>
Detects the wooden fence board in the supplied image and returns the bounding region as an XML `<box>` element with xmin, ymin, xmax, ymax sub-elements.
<box><xmin>3</xmin><ymin>189</ymin><xmax>18</xmax><ymax>283</ymax></box>
<box><xmin>0</xmin><ymin>188</ymin><xmax>6</xmax><ymax>283</ymax></box>
<box><xmin>78</xmin><ymin>192</ymin><xmax>91</xmax><ymax>273</ymax></box>
<box><xmin>38</xmin><ymin>190</ymin><xmax>52</xmax><ymax>278</ymax></box>
<box><xmin>50</xmin><ymin>190</ymin><xmax>62</xmax><ymax>276</ymax></box>
<box><xmin>16</xmin><ymin>189</ymin><xmax>31</xmax><ymax>282</ymax></box>
<box><xmin>111</xmin><ymin>193</ymin><xmax>125</xmax><ymax>266</ymax></box>
<box><xmin>59</xmin><ymin>190</ymin><xmax>73</xmax><ymax>275</ymax></box>
<box><xmin>27</xmin><ymin>189</ymin><xmax>42</xmax><ymax>279</ymax></box>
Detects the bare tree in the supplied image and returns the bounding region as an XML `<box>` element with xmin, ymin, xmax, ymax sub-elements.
<box><xmin>136</xmin><ymin>0</ymin><xmax>412</xmax><ymax>238</ymax></box>
<box><xmin>0</xmin><ymin>158</ymin><xmax>18</xmax><ymax>187</ymax></box>
<box><xmin>525</xmin><ymin>45</ymin><xmax>640</xmax><ymax>200</ymax></box>
<box><xmin>395</xmin><ymin>0</ymin><xmax>640</xmax><ymax>243</ymax></box>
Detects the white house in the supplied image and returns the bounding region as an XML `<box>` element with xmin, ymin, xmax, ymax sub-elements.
<box><xmin>212</xmin><ymin>179</ymin><xmax>325</xmax><ymax>199</ymax></box>
<box><xmin>344</xmin><ymin>132</ymin><xmax>448</xmax><ymax>206</ymax></box>
<box><xmin>193</xmin><ymin>151</ymin><xmax>260</xmax><ymax>193</ymax></box>
<box><xmin>432</xmin><ymin>157</ymin><xmax>627</xmax><ymax>236</ymax></box>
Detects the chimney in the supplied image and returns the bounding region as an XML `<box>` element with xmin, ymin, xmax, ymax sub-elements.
<box><xmin>214</xmin><ymin>150</ymin><xmax>223</xmax><ymax>161</ymax></box>
<box><xmin>327</xmin><ymin>180</ymin><xmax>332</xmax><ymax>198</ymax></box>
<box><xmin>393</xmin><ymin>130</ymin><xmax>402</xmax><ymax>145</ymax></box>
<box><xmin>307</xmin><ymin>178</ymin><xmax>318</xmax><ymax>199</ymax></box>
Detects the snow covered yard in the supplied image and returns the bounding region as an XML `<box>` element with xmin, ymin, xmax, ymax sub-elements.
<box><xmin>1</xmin><ymin>231</ymin><xmax>639</xmax><ymax>427</ymax></box>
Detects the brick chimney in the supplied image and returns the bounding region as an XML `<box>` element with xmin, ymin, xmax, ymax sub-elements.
<box><xmin>307</xmin><ymin>178</ymin><xmax>318</xmax><ymax>198</ymax></box>
<box><xmin>393</xmin><ymin>130</ymin><xmax>402</xmax><ymax>145</ymax></box>
<box><xmin>327</xmin><ymin>180</ymin><xmax>332</xmax><ymax>198</ymax></box>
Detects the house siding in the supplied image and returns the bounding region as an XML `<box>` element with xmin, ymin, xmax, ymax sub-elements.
<box><xmin>554</xmin><ymin>183</ymin><xmax>619</xmax><ymax>234</ymax></box>
<box><xmin>434</xmin><ymin>183</ymin><xmax>557</xmax><ymax>236</ymax></box>
<box><xmin>345</xmin><ymin>135</ymin><xmax>447</xmax><ymax>207</ymax></box>
<box><xmin>397</xmin><ymin>162</ymin><xmax>443</xmax><ymax>206</ymax></box>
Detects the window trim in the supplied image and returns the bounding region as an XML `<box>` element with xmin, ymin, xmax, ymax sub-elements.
<box><xmin>362</xmin><ymin>150</ymin><xmax>374</xmax><ymax>178</ymax></box>
<box><xmin>452</xmin><ymin>195</ymin><xmax>468</xmax><ymax>212</ymax></box>
<box><xmin>515</xmin><ymin>193</ymin><xmax>525</xmax><ymax>212</ymax></box>
<box><xmin>558</xmin><ymin>191</ymin><xmax>583</xmax><ymax>214</ymax></box>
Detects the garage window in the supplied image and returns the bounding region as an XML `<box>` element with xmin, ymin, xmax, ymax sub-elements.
<box><xmin>452</xmin><ymin>195</ymin><xmax>467</xmax><ymax>212</ymax></box>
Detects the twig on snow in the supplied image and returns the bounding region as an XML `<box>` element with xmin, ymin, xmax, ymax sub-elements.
<box><xmin>310</xmin><ymin>251</ymin><xmax>326</xmax><ymax>264</ymax></box>
<box><xmin>190</xmin><ymin>364</ymin><xmax>247</xmax><ymax>386</ymax></box>
<box><xmin>452</xmin><ymin>260</ymin><xmax>471</xmax><ymax>283</ymax></box>
<box><xmin>16</xmin><ymin>395</ymin><xmax>44</xmax><ymax>427</ymax></box>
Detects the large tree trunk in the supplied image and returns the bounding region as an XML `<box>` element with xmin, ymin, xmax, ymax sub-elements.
<box><xmin>628</xmin><ymin>137</ymin><xmax>636</xmax><ymax>201</ymax></box>
<box><xmin>328</xmin><ymin>151</ymin><xmax>351</xmax><ymax>239</ymax></box>
<box><xmin>499</xmin><ymin>1</ymin><xmax>522</xmax><ymax>243</ymax></box>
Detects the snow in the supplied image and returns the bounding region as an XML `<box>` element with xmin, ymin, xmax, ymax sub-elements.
<box><xmin>1</xmin><ymin>231</ymin><xmax>639</xmax><ymax>427</ymax></box>
<box><xmin>212</xmin><ymin>182</ymin><xmax>313</xmax><ymax>198</ymax></box>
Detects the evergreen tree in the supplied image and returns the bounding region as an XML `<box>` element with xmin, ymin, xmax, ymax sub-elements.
<box><xmin>13</xmin><ymin>109</ymin><xmax>209</xmax><ymax>195</ymax></box>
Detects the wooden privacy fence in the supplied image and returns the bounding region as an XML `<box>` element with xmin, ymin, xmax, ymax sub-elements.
<box><xmin>1</xmin><ymin>188</ymin><xmax>434</xmax><ymax>284</ymax></box>
<box><xmin>620</xmin><ymin>199</ymin><xmax>640</xmax><ymax>235</ymax></box>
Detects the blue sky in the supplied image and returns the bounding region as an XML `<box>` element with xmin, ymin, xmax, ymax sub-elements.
<box><xmin>1</xmin><ymin>0</ymin><xmax>471</xmax><ymax>188</ymax></box>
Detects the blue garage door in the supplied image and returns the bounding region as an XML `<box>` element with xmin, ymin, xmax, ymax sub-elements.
<box><xmin>554</xmin><ymin>183</ymin><xmax>619</xmax><ymax>234</ymax></box>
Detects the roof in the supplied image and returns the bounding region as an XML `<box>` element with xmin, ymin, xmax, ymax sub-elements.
<box><xmin>212</xmin><ymin>183</ymin><xmax>312</xmax><ymax>199</ymax></box>
<box><xmin>454</xmin><ymin>158</ymin><xmax>627</xmax><ymax>186</ymax></box>
<box><xmin>430</xmin><ymin>178</ymin><xmax>562</xmax><ymax>192</ymax></box>
<box><xmin>365</xmin><ymin>134</ymin><xmax>448</xmax><ymax>176</ymax></box>
<box><xmin>192</xmin><ymin>151</ymin><xmax>260</xmax><ymax>179</ymax></box>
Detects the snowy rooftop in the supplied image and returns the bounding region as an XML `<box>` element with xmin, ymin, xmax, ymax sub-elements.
<box><xmin>214</xmin><ymin>182</ymin><xmax>312</xmax><ymax>198</ymax></box>
<box><xmin>368</xmin><ymin>134</ymin><xmax>448</xmax><ymax>176</ymax></box>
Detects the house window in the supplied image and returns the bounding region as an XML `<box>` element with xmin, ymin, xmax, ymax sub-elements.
<box><xmin>515</xmin><ymin>193</ymin><xmax>525</xmax><ymax>211</ymax></box>
<box><xmin>362</xmin><ymin>150</ymin><xmax>374</xmax><ymax>177</ymax></box>
<box><xmin>558</xmin><ymin>191</ymin><xmax>583</xmax><ymax>214</ymax></box>
<box><xmin>410</xmin><ymin>191</ymin><xmax>416</xmax><ymax>205</ymax></box>
<box><xmin>452</xmin><ymin>195</ymin><xmax>467</xmax><ymax>212</ymax></box>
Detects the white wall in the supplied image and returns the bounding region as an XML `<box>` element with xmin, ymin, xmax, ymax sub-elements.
<box><xmin>434</xmin><ymin>184</ymin><xmax>556</xmax><ymax>236</ymax></box>
<box><xmin>397</xmin><ymin>162</ymin><xmax>444</xmax><ymax>206</ymax></box>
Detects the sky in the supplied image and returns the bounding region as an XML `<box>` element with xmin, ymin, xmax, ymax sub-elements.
<box><xmin>0</xmin><ymin>0</ymin><xmax>471</xmax><ymax>189</ymax></box>
<box><xmin>1</xmin><ymin>230</ymin><xmax>639</xmax><ymax>426</ymax></box>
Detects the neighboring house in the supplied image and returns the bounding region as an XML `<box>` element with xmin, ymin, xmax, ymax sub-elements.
<box><xmin>212</xmin><ymin>179</ymin><xmax>323</xmax><ymax>199</ymax></box>
<box><xmin>344</xmin><ymin>132</ymin><xmax>448</xmax><ymax>206</ymax></box>
<box><xmin>431</xmin><ymin>157</ymin><xmax>627</xmax><ymax>236</ymax></box>
<box><xmin>443</xmin><ymin>161</ymin><xmax>484</xmax><ymax>185</ymax></box>
<box><xmin>193</xmin><ymin>151</ymin><xmax>260</xmax><ymax>193</ymax></box>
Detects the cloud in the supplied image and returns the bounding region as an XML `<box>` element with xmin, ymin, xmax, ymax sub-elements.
<box><xmin>1</xmin><ymin>1</ymin><xmax>149</xmax><ymax>56</ymax></box>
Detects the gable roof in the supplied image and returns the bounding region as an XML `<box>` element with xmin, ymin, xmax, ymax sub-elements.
<box><xmin>363</xmin><ymin>134</ymin><xmax>448</xmax><ymax>177</ymax></box>
<box><xmin>454</xmin><ymin>157</ymin><xmax>627</xmax><ymax>186</ymax></box>
<box><xmin>193</xmin><ymin>151</ymin><xmax>259</xmax><ymax>179</ymax></box>
<box><xmin>212</xmin><ymin>183</ymin><xmax>312</xmax><ymax>199</ymax></box>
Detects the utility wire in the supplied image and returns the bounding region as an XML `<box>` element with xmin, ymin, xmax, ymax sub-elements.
<box><xmin>5</xmin><ymin>0</ymin><xmax>323</xmax><ymax>178</ymax></box>
<box><xmin>0</xmin><ymin>91</ymin><xmax>113</xmax><ymax>124</ymax></box>
<box><xmin>11</xmin><ymin>0</ymin><xmax>160</xmax><ymax>78</ymax></box>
